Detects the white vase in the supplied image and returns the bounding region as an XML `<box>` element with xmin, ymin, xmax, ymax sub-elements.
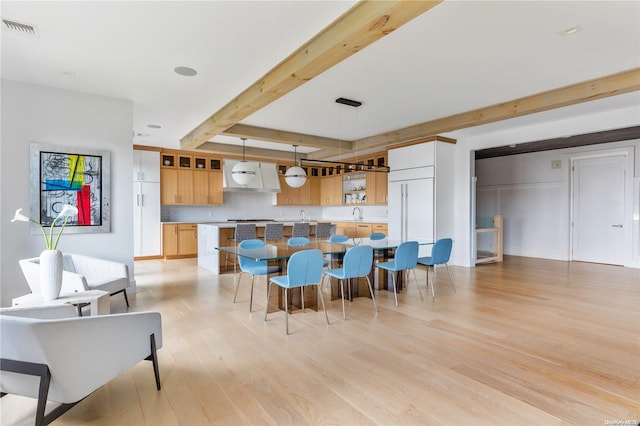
<box><xmin>40</xmin><ymin>249</ymin><xmax>63</xmax><ymax>301</ymax></box>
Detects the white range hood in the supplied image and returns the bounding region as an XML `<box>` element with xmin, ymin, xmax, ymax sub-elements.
<box><xmin>222</xmin><ymin>159</ymin><xmax>281</xmax><ymax>193</ymax></box>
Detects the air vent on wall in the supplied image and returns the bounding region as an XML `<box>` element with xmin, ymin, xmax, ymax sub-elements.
<box><xmin>2</xmin><ymin>18</ymin><xmax>39</xmax><ymax>38</ymax></box>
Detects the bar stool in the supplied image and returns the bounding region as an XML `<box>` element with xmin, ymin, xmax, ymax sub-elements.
<box><xmin>264</xmin><ymin>222</ymin><xmax>284</xmax><ymax>243</ymax></box>
<box><xmin>292</xmin><ymin>222</ymin><xmax>310</xmax><ymax>238</ymax></box>
<box><xmin>314</xmin><ymin>222</ymin><xmax>334</xmax><ymax>240</ymax></box>
<box><xmin>225</xmin><ymin>223</ymin><xmax>257</xmax><ymax>268</ymax></box>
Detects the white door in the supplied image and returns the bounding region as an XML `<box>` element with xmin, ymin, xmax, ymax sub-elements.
<box><xmin>572</xmin><ymin>155</ymin><xmax>626</xmax><ymax>265</ymax></box>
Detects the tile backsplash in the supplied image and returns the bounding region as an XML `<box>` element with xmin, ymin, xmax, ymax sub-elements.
<box><xmin>161</xmin><ymin>191</ymin><xmax>387</xmax><ymax>223</ymax></box>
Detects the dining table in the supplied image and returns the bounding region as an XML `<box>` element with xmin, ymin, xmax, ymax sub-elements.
<box><xmin>216</xmin><ymin>238</ymin><xmax>434</xmax><ymax>310</ymax></box>
<box><xmin>216</xmin><ymin>240</ymin><xmax>349</xmax><ymax>313</ymax></box>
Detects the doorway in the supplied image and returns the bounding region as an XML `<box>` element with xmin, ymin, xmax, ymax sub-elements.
<box><xmin>571</xmin><ymin>154</ymin><xmax>626</xmax><ymax>265</ymax></box>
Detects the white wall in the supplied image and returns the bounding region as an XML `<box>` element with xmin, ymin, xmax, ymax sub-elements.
<box><xmin>1</xmin><ymin>81</ymin><xmax>134</xmax><ymax>306</ymax></box>
<box><xmin>476</xmin><ymin>141</ymin><xmax>638</xmax><ymax>263</ymax></box>
<box><xmin>446</xmin><ymin>92</ymin><xmax>640</xmax><ymax>267</ymax></box>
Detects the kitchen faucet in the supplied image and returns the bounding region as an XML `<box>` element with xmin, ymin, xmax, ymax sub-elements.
<box><xmin>352</xmin><ymin>207</ymin><xmax>363</xmax><ymax>221</ymax></box>
<box><xmin>300</xmin><ymin>209</ymin><xmax>306</xmax><ymax>222</ymax></box>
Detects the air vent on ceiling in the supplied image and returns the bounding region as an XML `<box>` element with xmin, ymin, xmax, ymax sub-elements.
<box><xmin>2</xmin><ymin>18</ymin><xmax>39</xmax><ymax>38</ymax></box>
<box><xmin>336</xmin><ymin>97</ymin><xmax>362</xmax><ymax>108</ymax></box>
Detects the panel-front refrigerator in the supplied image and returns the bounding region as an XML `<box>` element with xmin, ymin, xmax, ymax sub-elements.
<box><xmin>387</xmin><ymin>166</ymin><xmax>434</xmax><ymax>257</ymax></box>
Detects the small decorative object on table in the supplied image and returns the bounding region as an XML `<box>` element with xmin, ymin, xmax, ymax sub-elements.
<box><xmin>12</xmin><ymin>204</ymin><xmax>79</xmax><ymax>301</ymax></box>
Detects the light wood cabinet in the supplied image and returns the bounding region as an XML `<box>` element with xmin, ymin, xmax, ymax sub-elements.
<box><xmin>309</xmin><ymin>178</ymin><xmax>321</xmax><ymax>205</ymax></box>
<box><xmin>372</xmin><ymin>223</ymin><xmax>388</xmax><ymax>235</ymax></box>
<box><xmin>176</xmin><ymin>170</ymin><xmax>194</xmax><ymax>204</ymax></box>
<box><xmin>194</xmin><ymin>170</ymin><xmax>223</xmax><ymax>205</ymax></box>
<box><xmin>160</xmin><ymin>169</ymin><xmax>178</xmax><ymax>204</ymax></box>
<box><xmin>335</xmin><ymin>222</ymin><xmax>387</xmax><ymax>238</ymax></box>
<box><xmin>320</xmin><ymin>175</ymin><xmax>342</xmax><ymax>206</ymax></box>
<box><xmin>355</xmin><ymin>223</ymin><xmax>372</xmax><ymax>238</ymax></box>
<box><xmin>160</xmin><ymin>150</ymin><xmax>222</xmax><ymax>206</ymax></box>
<box><xmin>365</xmin><ymin>172</ymin><xmax>388</xmax><ymax>204</ymax></box>
<box><xmin>277</xmin><ymin>175</ymin><xmax>307</xmax><ymax>205</ymax></box>
<box><xmin>275</xmin><ymin>168</ymin><xmax>318</xmax><ymax>206</ymax></box>
<box><xmin>178</xmin><ymin>224</ymin><xmax>198</xmax><ymax>256</ymax></box>
<box><xmin>161</xmin><ymin>169</ymin><xmax>194</xmax><ymax>205</ymax></box>
<box><xmin>336</xmin><ymin>222</ymin><xmax>356</xmax><ymax>238</ymax></box>
<box><xmin>374</xmin><ymin>172</ymin><xmax>388</xmax><ymax>204</ymax></box>
<box><xmin>162</xmin><ymin>224</ymin><xmax>179</xmax><ymax>257</ymax></box>
<box><xmin>163</xmin><ymin>223</ymin><xmax>198</xmax><ymax>258</ymax></box>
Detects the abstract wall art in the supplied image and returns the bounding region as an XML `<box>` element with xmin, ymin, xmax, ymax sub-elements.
<box><xmin>30</xmin><ymin>143</ymin><xmax>111</xmax><ymax>234</ymax></box>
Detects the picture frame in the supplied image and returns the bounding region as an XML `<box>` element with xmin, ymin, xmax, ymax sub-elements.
<box><xmin>29</xmin><ymin>142</ymin><xmax>111</xmax><ymax>234</ymax></box>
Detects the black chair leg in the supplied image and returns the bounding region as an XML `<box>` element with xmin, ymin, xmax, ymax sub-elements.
<box><xmin>145</xmin><ymin>333</ymin><xmax>161</xmax><ymax>390</ymax></box>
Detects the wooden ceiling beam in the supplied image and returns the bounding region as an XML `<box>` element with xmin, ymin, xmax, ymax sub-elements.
<box><xmin>354</xmin><ymin>67</ymin><xmax>640</xmax><ymax>151</ymax></box>
<box><xmin>180</xmin><ymin>0</ymin><xmax>442</xmax><ymax>150</ymax></box>
<box><xmin>197</xmin><ymin>142</ymin><xmax>302</xmax><ymax>162</ymax></box>
<box><xmin>222</xmin><ymin>123</ymin><xmax>353</xmax><ymax>151</ymax></box>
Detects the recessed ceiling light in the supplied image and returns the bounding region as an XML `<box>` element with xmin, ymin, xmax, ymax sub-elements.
<box><xmin>559</xmin><ymin>25</ymin><xmax>582</xmax><ymax>36</ymax></box>
<box><xmin>174</xmin><ymin>66</ymin><xmax>197</xmax><ymax>77</ymax></box>
<box><xmin>147</xmin><ymin>124</ymin><xmax>162</xmax><ymax>129</ymax></box>
<box><xmin>136</xmin><ymin>133</ymin><xmax>150</xmax><ymax>137</ymax></box>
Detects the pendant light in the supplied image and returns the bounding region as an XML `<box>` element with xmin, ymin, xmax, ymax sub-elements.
<box><xmin>231</xmin><ymin>138</ymin><xmax>256</xmax><ymax>185</ymax></box>
<box><xmin>285</xmin><ymin>145</ymin><xmax>307</xmax><ymax>188</ymax></box>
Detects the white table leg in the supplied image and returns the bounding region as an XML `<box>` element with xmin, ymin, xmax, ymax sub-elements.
<box><xmin>92</xmin><ymin>292</ymin><xmax>110</xmax><ymax>315</ymax></box>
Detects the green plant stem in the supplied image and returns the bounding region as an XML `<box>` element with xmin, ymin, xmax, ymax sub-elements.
<box><xmin>52</xmin><ymin>217</ymin><xmax>70</xmax><ymax>250</ymax></box>
<box><xmin>31</xmin><ymin>220</ymin><xmax>51</xmax><ymax>250</ymax></box>
<box><xmin>47</xmin><ymin>217</ymin><xmax>59</xmax><ymax>250</ymax></box>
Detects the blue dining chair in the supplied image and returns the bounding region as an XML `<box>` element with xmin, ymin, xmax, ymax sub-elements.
<box><xmin>417</xmin><ymin>238</ymin><xmax>455</xmax><ymax>299</ymax></box>
<box><xmin>288</xmin><ymin>236</ymin><xmax>330</xmax><ymax>284</ymax></box>
<box><xmin>265</xmin><ymin>249</ymin><xmax>329</xmax><ymax>334</ymax></box>
<box><xmin>375</xmin><ymin>240</ymin><xmax>422</xmax><ymax>306</ymax></box>
<box><xmin>369</xmin><ymin>232</ymin><xmax>385</xmax><ymax>240</ymax></box>
<box><xmin>327</xmin><ymin>234</ymin><xmax>349</xmax><ymax>267</ymax></box>
<box><xmin>323</xmin><ymin>245</ymin><xmax>377</xmax><ymax>320</ymax></box>
<box><xmin>287</xmin><ymin>237</ymin><xmax>310</xmax><ymax>247</ymax></box>
<box><xmin>234</xmin><ymin>239</ymin><xmax>281</xmax><ymax>312</ymax></box>
<box><xmin>329</xmin><ymin>234</ymin><xmax>349</xmax><ymax>243</ymax></box>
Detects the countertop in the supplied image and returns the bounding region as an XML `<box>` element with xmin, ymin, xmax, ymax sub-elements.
<box><xmin>164</xmin><ymin>219</ymin><xmax>388</xmax><ymax>227</ymax></box>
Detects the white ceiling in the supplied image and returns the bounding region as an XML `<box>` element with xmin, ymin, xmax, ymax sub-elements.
<box><xmin>2</xmin><ymin>1</ymin><xmax>639</xmax><ymax>156</ymax></box>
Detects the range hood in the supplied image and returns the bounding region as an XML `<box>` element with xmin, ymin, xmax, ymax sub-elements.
<box><xmin>222</xmin><ymin>159</ymin><xmax>281</xmax><ymax>193</ymax></box>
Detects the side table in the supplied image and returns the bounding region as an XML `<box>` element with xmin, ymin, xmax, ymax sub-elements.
<box><xmin>12</xmin><ymin>290</ymin><xmax>110</xmax><ymax>316</ymax></box>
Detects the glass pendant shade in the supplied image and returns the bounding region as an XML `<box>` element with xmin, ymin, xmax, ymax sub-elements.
<box><xmin>231</xmin><ymin>161</ymin><xmax>256</xmax><ymax>185</ymax></box>
<box><xmin>285</xmin><ymin>166</ymin><xmax>307</xmax><ymax>188</ymax></box>
<box><xmin>232</xmin><ymin>137</ymin><xmax>256</xmax><ymax>185</ymax></box>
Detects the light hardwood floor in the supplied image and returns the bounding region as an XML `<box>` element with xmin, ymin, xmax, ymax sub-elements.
<box><xmin>2</xmin><ymin>256</ymin><xmax>639</xmax><ymax>425</ymax></box>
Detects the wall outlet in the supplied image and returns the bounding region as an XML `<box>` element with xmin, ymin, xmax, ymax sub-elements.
<box><xmin>551</xmin><ymin>160</ymin><xmax>562</xmax><ymax>169</ymax></box>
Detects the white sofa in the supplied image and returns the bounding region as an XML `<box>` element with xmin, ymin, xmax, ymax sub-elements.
<box><xmin>0</xmin><ymin>304</ymin><xmax>162</xmax><ymax>425</ymax></box>
<box><xmin>19</xmin><ymin>253</ymin><xmax>131</xmax><ymax>308</ymax></box>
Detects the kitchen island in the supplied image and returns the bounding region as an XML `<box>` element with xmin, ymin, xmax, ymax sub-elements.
<box><xmin>198</xmin><ymin>221</ymin><xmax>322</xmax><ymax>274</ymax></box>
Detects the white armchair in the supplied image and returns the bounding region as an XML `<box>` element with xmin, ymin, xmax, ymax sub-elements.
<box><xmin>19</xmin><ymin>253</ymin><xmax>131</xmax><ymax>307</ymax></box>
<box><xmin>0</xmin><ymin>304</ymin><xmax>162</xmax><ymax>425</ymax></box>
